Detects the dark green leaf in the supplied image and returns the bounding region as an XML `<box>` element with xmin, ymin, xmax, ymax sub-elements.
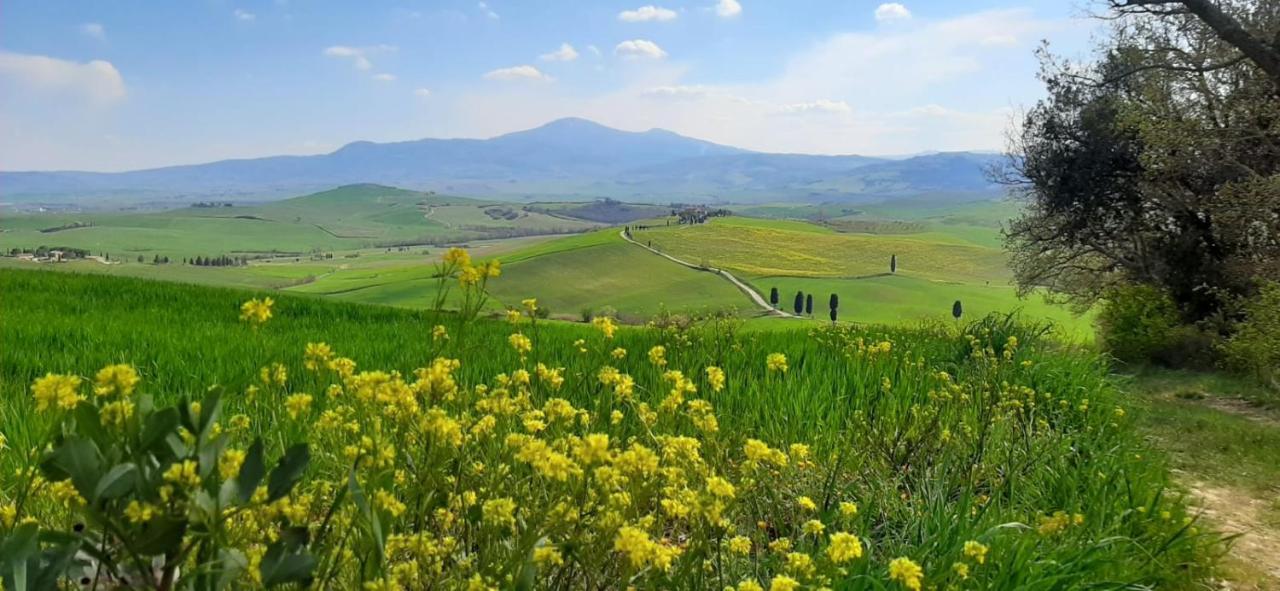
<box><xmin>236</xmin><ymin>439</ymin><xmax>266</xmax><ymax>504</ymax></box>
<box><xmin>259</xmin><ymin>542</ymin><xmax>316</xmax><ymax>588</ymax></box>
<box><xmin>40</xmin><ymin>437</ymin><xmax>101</xmax><ymax>498</ymax></box>
<box><xmin>93</xmin><ymin>463</ymin><xmax>138</xmax><ymax>502</ymax></box>
<box><xmin>266</xmin><ymin>444</ymin><xmax>309</xmax><ymax>502</ymax></box>
<box><xmin>140</xmin><ymin>408</ymin><xmax>179</xmax><ymax>453</ymax></box>
<box><xmin>130</xmin><ymin>515</ymin><xmax>188</xmax><ymax>556</ymax></box>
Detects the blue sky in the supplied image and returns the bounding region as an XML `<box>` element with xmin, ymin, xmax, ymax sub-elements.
<box><xmin>0</xmin><ymin>1</ymin><xmax>1095</xmax><ymax>171</ymax></box>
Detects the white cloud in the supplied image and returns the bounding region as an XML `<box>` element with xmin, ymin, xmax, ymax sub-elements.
<box><xmin>372</xmin><ymin>73</ymin><xmax>396</xmax><ymax>82</ymax></box>
<box><xmin>874</xmin><ymin>3</ymin><xmax>911</xmax><ymax>23</ymax></box>
<box><xmin>80</xmin><ymin>23</ymin><xmax>106</xmax><ymax>41</ymax></box>
<box><xmin>478</xmin><ymin>1</ymin><xmax>499</xmax><ymax>19</ymax></box>
<box><xmin>414</xmin><ymin>88</ymin><xmax>432</xmax><ymax>98</ymax></box>
<box><xmin>619</xmin><ymin>6</ymin><xmax>678</xmax><ymax>22</ymax></box>
<box><xmin>540</xmin><ymin>43</ymin><xmax>579</xmax><ymax>62</ymax></box>
<box><xmin>615</xmin><ymin>39</ymin><xmax>668</xmax><ymax>59</ymax></box>
<box><xmin>587</xmin><ymin>45</ymin><xmax>602</xmax><ymax>57</ymax></box>
<box><xmin>0</xmin><ymin>51</ymin><xmax>125</xmax><ymax>103</ymax></box>
<box><xmin>980</xmin><ymin>34</ymin><xmax>1018</xmax><ymax>47</ymax></box>
<box><xmin>443</xmin><ymin>8</ymin><xmax>1074</xmax><ymax>156</ymax></box>
<box><xmin>714</xmin><ymin>0</ymin><xmax>742</xmax><ymax>18</ymax></box>
<box><xmin>484</xmin><ymin>65</ymin><xmax>552</xmax><ymax>81</ymax></box>
<box><xmin>777</xmin><ymin>99</ymin><xmax>852</xmax><ymax>115</ymax></box>
<box><xmin>323</xmin><ymin>45</ymin><xmax>395</xmax><ymax>72</ymax></box>
<box><xmin>233</xmin><ymin>8</ymin><xmax>256</xmax><ymax>22</ymax></box>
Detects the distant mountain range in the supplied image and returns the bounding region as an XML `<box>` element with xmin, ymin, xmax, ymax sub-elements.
<box><xmin>1</xmin><ymin>118</ymin><xmax>1005</xmax><ymax>205</ymax></box>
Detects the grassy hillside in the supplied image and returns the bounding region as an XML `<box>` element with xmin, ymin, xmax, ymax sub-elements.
<box><xmin>0</xmin><ymin>184</ymin><xmax>598</xmax><ymax>260</ymax></box>
<box><xmin>0</xmin><ymin>269</ymin><xmax>1216</xmax><ymax>588</ymax></box>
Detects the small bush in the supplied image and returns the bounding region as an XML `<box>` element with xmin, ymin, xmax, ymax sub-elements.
<box><xmin>1096</xmin><ymin>284</ymin><xmax>1181</xmax><ymax>364</ymax></box>
<box><xmin>1221</xmin><ymin>281</ymin><xmax>1280</xmax><ymax>387</ymax></box>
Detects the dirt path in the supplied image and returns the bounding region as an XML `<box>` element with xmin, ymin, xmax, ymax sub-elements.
<box><xmin>619</xmin><ymin>228</ymin><xmax>799</xmax><ymax>319</ymax></box>
<box><xmin>1187</xmin><ymin>480</ymin><xmax>1280</xmax><ymax>587</ymax></box>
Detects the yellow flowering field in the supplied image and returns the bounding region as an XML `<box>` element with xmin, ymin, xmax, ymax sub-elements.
<box><xmin>0</xmin><ymin>259</ymin><xmax>1218</xmax><ymax>590</ymax></box>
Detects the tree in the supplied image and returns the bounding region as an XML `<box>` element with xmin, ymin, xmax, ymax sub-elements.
<box><xmin>890</xmin><ymin>254</ymin><xmax>897</xmax><ymax>274</ymax></box>
<box><xmin>805</xmin><ymin>294</ymin><xmax>813</xmax><ymax>316</ymax></box>
<box><xmin>828</xmin><ymin>293</ymin><xmax>839</xmax><ymax>324</ymax></box>
<box><xmin>996</xmin><ymin>1</ymin><xmax>1280</xmax><ymax>323</ymax></box>
<box><xmin>793</xmin><ymin>291</ymin><xmax>804</xmax><ymax>315</ymax></box>
<box><xmin>952</xmin><ymin>300</ymin><xmax>963</xmax><ymax>320</ymax></box>
<box><xmin>137</xmin><ymin>255</ymin><xmax>144</xmax><ymax>263</ymax></box>
<box><xmin>770</xmin><ymin>287</ymin><xmax>780</xmax><ymax>309</ymax></box>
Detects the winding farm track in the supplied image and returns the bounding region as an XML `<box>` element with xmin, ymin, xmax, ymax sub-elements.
<box><xmin>619</xmin><ymin>228</ymin><xmax>799</xmax><ymax>319</ymax></box>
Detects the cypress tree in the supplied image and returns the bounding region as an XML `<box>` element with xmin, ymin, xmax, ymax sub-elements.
<box><xmin>891</xmin><ymin>254</ymin><xmax>897</xmax><ymax>274</ymax></box>
<box><xmin>793</xmin><ymin>291</ymin><xmax>804</xmax><ymax>315</ymax></box>
<box><xmin>805</xmin><ymin>294</ymin><xmax>813</xmax><ymax>316</ymax></box>
<box><xmin>952</xmin><ymin>300</ymin><xmax>963</xmax><ymax>320</ymax></box>
<box><xmin>770</xmin><ymin>287</ymin><xmax>779</xmax><ymax>308</ymax></box>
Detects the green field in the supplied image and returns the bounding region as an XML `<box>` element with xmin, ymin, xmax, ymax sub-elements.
<box><xmin>1</xmin><ymin>189</ymin><xmax>1091</xmax><ymax>333</ymax></box>
<box><xmin>0</xmin><ymin>269</ymin><xmax>1217</xmax><ymax>589</ymax></box>
<box><xmin>0</xmin><ymin>184</ymin><xmax>599</xmax><ymax>260</ymax></box>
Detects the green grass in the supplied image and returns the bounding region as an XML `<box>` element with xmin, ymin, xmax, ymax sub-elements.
<box><xmin>756</xmin><ymin>275</ymin><xmax>1093</xmax><ymax>338</ymax></box>
<box><xmin>0</xmin><ymin>268</ymin><xmax>1220</xmax><ymax>588</ymax></box>
<box><xmin>487</xmin><ymin>236</ymin><xmax>748</xmax><ymax>321</ymax></box>
<box><xmin>0</xmin><ymin>184</ymin><xmax>599</xmax><ymax>260</ymax></box>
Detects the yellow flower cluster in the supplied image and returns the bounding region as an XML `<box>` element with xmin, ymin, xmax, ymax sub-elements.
<box><xmin>239</xmin><ymin>297</ymin><xmax>274</xmax><ymax>326</ymax></box>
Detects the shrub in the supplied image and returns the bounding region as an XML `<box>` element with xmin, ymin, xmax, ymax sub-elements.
<box><xmin>1096</xmin><ymin>284</ymin><xmax>1181</xmax><ymax>364</ymax></box>
<box><xmin>1221</xmin><ymin>281</ymin><xmax>1280</xmax><ymax>387</ymax></box>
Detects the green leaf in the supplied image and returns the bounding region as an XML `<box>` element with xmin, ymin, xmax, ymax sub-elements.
<box><xmin>236</xmin><ymin>439</ymin><xmax>266</xmax><ymax>504</ymax></box>
<box><xmin>347</xmin><ymin>470</ymin><xmax>384</xmax><ymax>568</ymax></box>
<box><xmin>259</xmin><ymin>541</ymin><xmax>316</xmax><ymax>588</ymax></box>
<box><xmin>93</xmin><ymin>463</ymin><xmax>138</xmax><ymax>502</ymax></box>
<box><xmin>40</xmin><ymin>437</ymin><xmax>102</xmax><ymax>499</ymax></box>
<box><xmin>197</xmin><ymin>387</ymin><xmax>224</xmax><ymax>441</ymax></box>
<box><xmin>73</xmin><ymin>402</ymin><xmax>106</xmax><ymax>445</ymax></box>
<box><xmin>130</xmin><ymin>515</ymin><xmax>188</xmax><ymax>556</ymax></box>
<box><xmin>266</xmin><ymin>444</ymin><xmax>309</xmax><ymax>502</ymax></box>
<box><xmin>140</xmin><ymin>408</ymin><xmax>179</xmax><ymax>453</ymax></box>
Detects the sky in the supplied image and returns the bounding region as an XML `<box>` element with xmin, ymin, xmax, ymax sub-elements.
<box><xmin>0</xmin><ymin>1</ymin><xmax>1098</xmax><ymax>172</ymax></box>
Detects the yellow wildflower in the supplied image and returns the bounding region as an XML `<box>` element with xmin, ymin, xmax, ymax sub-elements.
<box><xmin>124</xmin><ymin>501</ymin><xmax>155</xmax><ymax>524</ymax></box>
<box><xmin>727</xmin><ymin>535</ymin><xmax>752</xmax><ymax>554</ymax></box>
<box><xmin>509</xmin><ymin>333</ymin><xmax>533</xmax><ymax>356</ymax></box>
<box><xmin>303</xmin><ymin>342</ymin><xmax>333</xmax><ymax>371</ymax></box>
<box><xmin>648</xmin><ymin>345</ymin><xmax>667</xmax><ymax>367</ymax></box>
<box><xmin>285</xmin><ymin>393</ymin><xmax>313</xmax><ymax>419</ymax></box>
<box><xmin>706</xmin><ymin>366</ymin><xmax>726</xmax><ymax>392</ymax></box>
<box><xmin>93</xmin><ymin>364</ymin><xmax>139</xmax><ymax>398</ymax></box>
<box><xmin>31</xmin><ymin>373</ymin><xmax>83</xmax><ymax>412</ymax></box>
<box><xmin>239</xmin><ymin>297</ymin><xmax>274</xmax><ymax>326</ymax></box>
<box><xmin>534</xmin><ymin>545</ymin><xmax>563</xmax><ymax>568</ymax></box>
<box><xmin>827</xmin><ymin>531</ymin><xmax>863</xmax><ymax>563</ymax></box>
<box><xmin>163</xmin><ymin>460</ymin><xmax>201</xmax><ymax>489</ymax></box>
<box><xmin>888</xmin><ymin>557</ymin><xmax>924</xmax><ymax>591</ymax></box>
<box><xmin>963</xmin><ymin>540</ymin><xmax>988</xmax><ymax>564</ymax></box>
<box><xmin>592</xmin><ymin>315</ymin><xmax>617</xmax><ymax>339</ymax></box>
<box><xmin>766</xmin><ymin>352</ymin><xmax>788</xmax><ymax>373</ymax></box>
<box><xmin>769</xmin><ymin>575</ymin><xmax>799</xmax><ymax>591</ymax></box>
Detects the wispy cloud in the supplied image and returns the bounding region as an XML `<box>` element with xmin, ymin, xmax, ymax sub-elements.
<box><xmin>776</xmin><ymin>99</ymin><xmax>852</xmax><ymax>115</ymax></box>
<box><xmin>540</xmin><ymin>43</ymin><xmax>579</xmax><ymax>62</ymax></box>
<box><xmin>714</xmin><ymin>0</ymin><xmax>742</xmax><ymax>18</ymax></box>
<box><xmin>79</xmin><ymin>23</ymin><xmax>106</xmax><ymax>41</ymax></box>
<box><xmin>414</xmin><ymin>88</ymin><xmax>432</xmax><ymax>98</ymax></box>
<box><xmin>372</xmin><ymin>73</ymin><xmax>396</xmax><ymax>82</ymax></box>
<box><xmin>874</xmin><ymin>3</ymin><xmax>911</xmax><ymax>23</ymax></box>
<box><xmin>0</xmin><ymin>51</ymin><xmax>126</xmax><ymax>103</ymax></box>
<box><xmin>619</xmin><ymin>6</ymin><xmax>678</xmax><ymax>22</ymax></box>
<box><xmin>233</xmin><ymin>9</ymin><xmax>256</xmax><ymax>22</ymax></box>
<box><xmin>483</xmin><ymin>65</ymin><xmax>552</xmax><ymax>81</ymax></box>
<box><xmin>615</xmin><ymin>39</ymin><xmax>667</xmax><ymax>59</ymax></box>
<box><xmin>322</xmin><ymin>45</ymin><xmax>396</xmax><ymax>72</ymax></box>
<box><xmin>478</xmin><ymin>1</ymin><xmax>499</xmax><ymax>19</ymax></box>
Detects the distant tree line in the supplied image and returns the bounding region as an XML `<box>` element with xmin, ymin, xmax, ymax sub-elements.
<box><xmin>186</xmin><ymin>255</ymin><xmax>248</xmax><ymax>267</ymax></box>
<box><xmin>190</xmin><ymin>201</ymin><xmax>234</xmax><ymax>208</ymax></box>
